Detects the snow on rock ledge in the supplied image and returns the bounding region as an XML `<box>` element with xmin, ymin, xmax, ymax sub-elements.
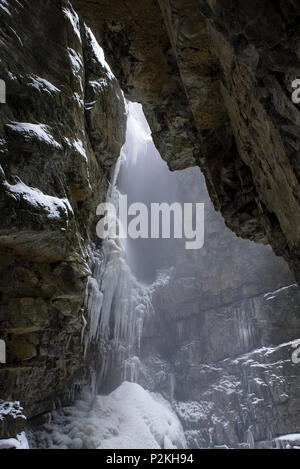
<box><xmin>5</xmin><ymin>122</ymin><xmax>63</xmax><ymax>150</ymax></box>
<box><xmin>0</xmin><ymin>177</ymin><xmax>74</xmax><ymax>262</ymax></box>
<box><xmin>0</xmin><ymin>401</ymin><xmax>26</xmax><ymax>440</ymax></box>
<box><xmin>4</xmin><ymin>179</ymin><xmax>73</xmax><ymax>220</ymax></box>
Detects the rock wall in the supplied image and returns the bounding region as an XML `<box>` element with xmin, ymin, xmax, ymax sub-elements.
<box><xmin>137</xmin><ymin>169</ymin><xmax>300</xmax><ymax>448</ymax></box>
<box><xmin>0</xmin><ymin>0</ymin><xmax>126</xmax><ymax>434</ymax></box>
<box><xmin>72</xmin><ymin>0</ymin><xmax>300</xmax><ymax>283</ymax></box>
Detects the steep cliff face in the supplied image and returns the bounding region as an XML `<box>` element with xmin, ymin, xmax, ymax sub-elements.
<box><xmin>0</xmin><ymin>0</ymin><xmax>126</xmax><ymax>435</ymax></box>
<box><xmin>144</xmin><ymin>280</ymin><xmax>300</xmax><ymax>448</ymax></box>
<box><xmin>72</xmin><ymin>0</ymin><xmax>300</xmax><ymax>283</ymax></box>
<box><xmin>197</xmin><ymin>0</ymin><xmax>300</xmax><ymax>284</ymax></box>
<box><xmin>137</xmin><ymin>169</ymin><xmax>300</xmax><ymax>448</ymax></box>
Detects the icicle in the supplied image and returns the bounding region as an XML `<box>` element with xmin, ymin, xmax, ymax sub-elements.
<box><xmin>82</xmin><ymin>102</ymin><xmax>173</xmax><ymax>386</ymax></box>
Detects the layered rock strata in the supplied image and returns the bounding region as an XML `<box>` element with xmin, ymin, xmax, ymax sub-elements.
<box><xmin>0</xmin><ymin>0</ymin><xmax>126</xmax><ymax>435</ymax></box>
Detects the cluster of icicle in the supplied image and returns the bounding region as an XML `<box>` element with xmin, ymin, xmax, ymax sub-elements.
<box><xmin>82</xmin><ymin>104</ymin><xmax>172</xmax><ymax>386</ymax></box>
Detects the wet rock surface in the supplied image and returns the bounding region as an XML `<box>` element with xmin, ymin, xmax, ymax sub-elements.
<box><xmin>137</xmin><ymin>170</ymin><xmax>300</xmax><ymax>448</ymax></box>
<box><xmin>0</xmin><ymin>0</ymin><xmax>126</xmax><ymax>431</ymax></box>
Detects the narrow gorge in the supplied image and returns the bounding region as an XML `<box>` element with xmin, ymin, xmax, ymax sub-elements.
<box><xmin>0</xmin><ymin>0</ymin><xmax>300</xmax><ymax>450</ymax></box>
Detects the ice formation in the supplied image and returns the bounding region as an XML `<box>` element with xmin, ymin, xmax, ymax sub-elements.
<box><xmin>30</xmin><ymin>101</ymin><xmax>182</xmax><ymax>450</ymax></box>
<box><xmin>0</xmin><ymin>432</ymin><xmax>29</xmax><ymax>449</ymax></box>
<box><xmin>83</xmin><ymin>102</ymin><xmax>172</xmax><ymax>385</ymax></box>
<box><xmin>34</xmin><ymin>382</ymin><xmax>186</xmax><ymax>449</ymax></box>
<box><xmin>0</xmin><ymin>401</ymin><xmax>28</xmax><ymax>449</ymax></box>
<box><xmin>0</xmin><ymin>400</ymin><xmax>26</xmax><ymax>420</ymax></box>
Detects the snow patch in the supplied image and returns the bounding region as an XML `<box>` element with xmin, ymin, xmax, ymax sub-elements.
<box><xmin>63</xmin><ymin>7</ymin><xmax>81</xmax><ymax>42</ymax></box>
<box><xmin>27</xmin><ymin>75</ymin><xmax>61</xmax><ymax>95</ymax></box>
<box><xmin>67</xmin><ymin>48</ymin><xmax>83</xmax><ymax>74</ymax></box>
<box><xmin>0</xmin><ymin>432</ymin><xmax>29</xmax><ymax>450</ymax></box>
<box><xmin>0</xmin><ymin>0</ymin><xmax>11</xmax><ymax>16</ymax></box>
<box><xmin>7</xmin><ymin>71</ymin><xmax>18</xmax><ymax>81</ymax></box>
<box><xmin>6</xmin><ymin>122</ymin><xmax>62</xmax><ymax>149</ymax></box>
<box><xmin>264</xmin><ymin>283</ymin><xmax>298</xmax><ymax>301</ymax></box>
<box><xmin>67</xmin><ymin>48</ymin><xmax>83</xmax><ymax>92</ymax></box>
<box><xmin>74</xmin><ymin>92</ymin><xmax>84</xmax><ymax>108</ymax></box>
<box><xmin>73</xmin><ymin>139</ymin><xmax>87</xmax><ymax>161</ymax></box>
<box><xmin>175</xmin><ymin>400</ymin><xmax>213</xmax><ymax>423</ymax></box>
<box><xmin>277</xmin><ymin>433</ymin><xmax>300</xmax><ymax>442</ymax></box>
<box><xmin>4</xmin><ymin>179</ymin><xmax>73</xmax><ymax>220</ymax></box>
<box><xmin>275</xmin><ymin>434</ymin><xmax>300</xmax><ymax>449</ymax></box>
<box><xmin>0</xmin><ymin>401</ymin><xmax>28</xmax><ymax>449</ymax></box>
<box><xmin>85</xmin><ymin>27</ymin><xmax>114</xmax><ymax>80</ymax></box>
<box><xmin>0</xmin><ymin>400</ymin><xmax>26</xmax><ymax>421</ymax></box>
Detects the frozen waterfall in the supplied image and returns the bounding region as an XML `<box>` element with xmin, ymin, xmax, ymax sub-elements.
<box><xmin>31</xmin><ymin>102</ymin><xmax>186</xmax><ymax>450</ymax></box>
<box><xmin>83</xmin><ymin>102</ymin><xmax>174</xmax><ymax>389</ymax></box>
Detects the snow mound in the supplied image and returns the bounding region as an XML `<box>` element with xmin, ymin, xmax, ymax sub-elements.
<box><xmin>0</xmin><ymin>432</ymin><xmax>29</xmax><ymax>450</ymax></box>
<box><xmin>35</xmin><ymin>382</ymin><xmax>186</xmax><ymax>449</ymax></box>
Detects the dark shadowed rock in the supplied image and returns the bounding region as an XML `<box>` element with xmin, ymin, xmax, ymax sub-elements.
<box><xmin>0</xmin><ymin>0</ymin><xmax>126</xmax><ymax>424</ymax></box>
<box><xmin>72</xmin><ymin>0</ymin><xmax>300</xmax><ymax>282</ymax></box>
